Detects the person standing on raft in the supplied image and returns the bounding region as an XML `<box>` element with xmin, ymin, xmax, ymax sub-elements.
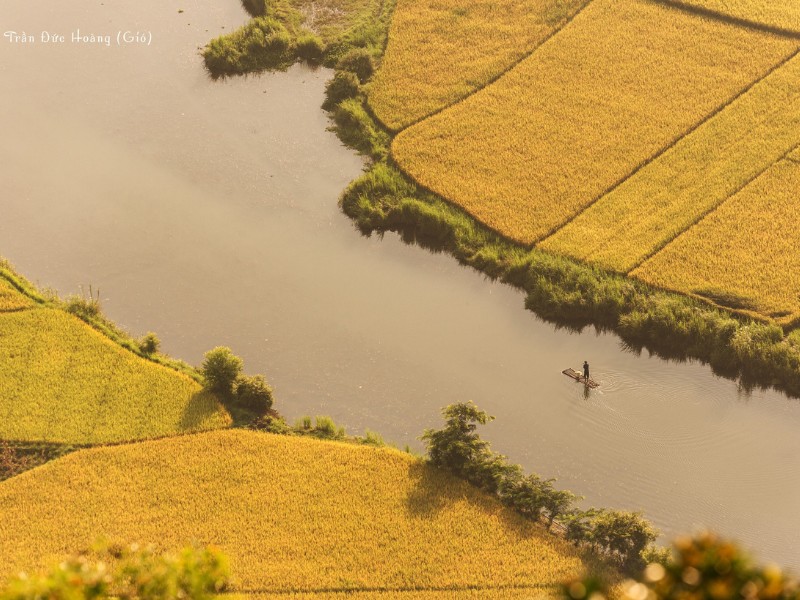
<box><xmin>583</xmin><ymin>361</ymin><xmax>590</xmax><ymax>381</ymax></box>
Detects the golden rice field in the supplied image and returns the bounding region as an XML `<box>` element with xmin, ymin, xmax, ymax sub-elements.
<box><xmin>671</xmin><ymin>0</ymin><xmax>800</xmax><ymax>32</ymax></box>
<box><xmin>632</xmin><ymin>150</ymin><xmax>800</xmax><ymax>324</ymax></box>
<box><xmin>0</xmin><ymin>277</ymin><xmax>33</xmax><ymax>312</ymax></box>
<box><xmin>539</xmin><ymin>50</ymin><xmax>800</xmax><ymax>273</ymax></box>
<box><xmin>0</xmin><ymin>430</ymin><xmax>591</xmax><ymax>595</ymax></box>
<box><xmin>0</xmin><ymin>307</ymin><xmax>230</xmax><ymax>443</ymax></box>
<box><xmin>232</xmin><ymin>590</ymin><xmax>559</xmax><ymax>599</ymax></box>
<box><xmin>367</xmin><ymin>0</ymin><xmax>589</xmax><ymax>131</ymax></box>
<box><xmin>391</xmin><ymin>0</ymin><xmax>796</xmax><ymax>245</ymax></box>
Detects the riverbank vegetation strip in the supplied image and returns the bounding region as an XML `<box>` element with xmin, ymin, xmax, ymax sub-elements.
<box><xmin>366</xmin><ymin>0</ymin><xmax>590</xmax><ymax>132</ymax></box>
<box><xmin>539</xmin><ymin>50</ymin><xmax>800</xmax><ymax>274</ymax></box>
<box><xmin>0</xmin><ymin>430</ymin><xmax>592</xmax><ymax>592</ymax></box>
<box><xmin>633</xmin><ymin>149</ymin><xmax>800</xmax><ymax>326</ymax></box>
<box><xmin>390</xmin><ymin>0</ymin><xmax>796</xmax><ymax>246</ymax></box>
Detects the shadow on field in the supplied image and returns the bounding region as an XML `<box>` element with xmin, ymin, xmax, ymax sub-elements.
<box><xmin>404</xmin><ymin>462</ymin><xmax>534</xmax><ymax>542</ymax></box>
<box><xmin>405</xmin><ymin>462</ymin><xmax>461</xmax><ymax>518</ymax></box>
<box><xmin>179</xmin><ymin>391</ymin><xmax>224</xmax><ymax>431</ymax></box>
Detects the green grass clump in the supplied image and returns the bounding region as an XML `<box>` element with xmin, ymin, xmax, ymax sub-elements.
<box><xmin>203</xmin><ymin>17</ymin><xmax>298</xmax><ymax>77</ymax></box>
<box><xmin>332</xmin><ymin>98</ymin><xmax>389</xmax><ymax>159</ymax></box>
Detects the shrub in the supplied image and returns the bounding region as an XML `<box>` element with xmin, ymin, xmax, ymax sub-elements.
<box><xmin>241</xmin><ymin>0</ymin><xmax>266</xmax><ymax>17</ymax></box>
<box><xmin>249</xmin><ymin>415</ymin><xmax>293</xmax><ymax>435</ymax></box>
<box><xmin>337</xmin><ymin>48</ymin><xmax>375</xmax><ymax>83</ymax></box>
<box><xmin>200</xmin><ymin>347</ymin><xmax>243</xmax><ymax>396</ymax></box>
<box><xmin>138</xmin><ymin>332</ymin><xmax>160</xmax><ymax>355</ymax></box>
<box><xmin>296</xmin><ymin>33</ymin><xmax>325</xmax><ymax>64</ymax></box>
<box><xmin>323</xmin><ymin>71</ymin><xmax>360</xmax><ymax>110</ymax></box>
<box><xmin>65</xmin><ymin>296</ymin><xmax>101</xmax><ymax>320</ymax></box>
<box><xmin>357</xmin><ymin>430</ymin><xmax>385</xmax><ymax>446</ymax></box>
<box><xmin>313</xmin><ymin>416</ymin><xmax>346</xmax><ymax>439</ymax></box>
<box><xmin>235</xmin><ymin>374</ymin><xmax>273</xmax><ymax>414</ymax></box>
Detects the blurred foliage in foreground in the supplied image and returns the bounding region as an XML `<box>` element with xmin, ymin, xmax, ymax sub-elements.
<box><xmin>0</xmin><ymin>545</ymin><xmax>229</xmax><ymax>600</ymax></box>
<box><xmin>564</xmin><ymin>531</ymin><xmax>799</xmax><ymax>600</ymax></box>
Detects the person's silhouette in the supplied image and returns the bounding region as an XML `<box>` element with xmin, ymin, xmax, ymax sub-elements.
<box><xmin>583</xmin><ymin>360</ymin><xmax>590</xmax><ymax>381</ymax></box>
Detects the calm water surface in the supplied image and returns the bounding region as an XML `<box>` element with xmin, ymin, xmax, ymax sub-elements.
<box><xmin>1</xmin><ymin>0</ymin><xmax>798</xmax><ymax>569</ymax></box>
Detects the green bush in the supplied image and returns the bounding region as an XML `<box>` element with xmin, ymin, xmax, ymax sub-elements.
<box><xmin>200</xmin><ymin>347</ymin><xmax>243</xmax><ymax>396</ymax></box>
<box><xmin>241</xmin><ymin>0</ymin><xmax>266</xmax><ymax>17</ymax></box>
<box><xmin>249</xmin><ymin>414</ymin><xmax>293</xmax><ymax>435</ymax></box>
<box><xmin>138</xmin><ymin>332</ymin><xmax>160</xmax><ymax>355</ymax></box>
<box><xmin>357</xmin><ymin>429</ymin><xmax>385</xmax><ymax>446</ymax></box>
<box><xmin>336</xmin><ymin>47</ymin><xmax>375</xmax><ymax>83</ymax></box>
<box><xmin>313</xmin><ymin>416</ymin><xmax>346</xmax><ymax>439</ymax></box>
<box><xmin>235</xmin><ymin>374</ymin><xmax>273</xmax><ymax>414</ymax></box>
<box><xmin>296</xmin><ymin>33</ymin><xmax>325</xmax><ymax>64</ymax></box>
<box><xmin>323</xmin><ymin>71</ymin><xmax>361</xmax><ymax>110</ymax></box>
<box><xmin>65</xmin><ymin>296</ymin><xmax>101</xmax><ymax>320</ymax></box>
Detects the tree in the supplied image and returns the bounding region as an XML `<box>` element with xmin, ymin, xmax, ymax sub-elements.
<box><xmin>421</xmin><ymin>401</ymin><xmax>493</xmax><ymax>478</ymax></box>
<box><xmin>542</xmin><ymin>485</ymin><xmax>580</xmax><ymax>530</ymax></box>
<box><xmin>589</xmin><ymin>509</ymin><xmax>658</xmax><ymax>574</ymax></box>
<box><xmin>200</xmin><ymin>347</ymin><xmax>243</xmax><ymax>396</ymax></box>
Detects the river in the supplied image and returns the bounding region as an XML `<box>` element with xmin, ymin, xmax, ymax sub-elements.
<box><xmin>1</xmin><ymin>0</ymin><xmax>798</xmax><ymax>569</ymax></box>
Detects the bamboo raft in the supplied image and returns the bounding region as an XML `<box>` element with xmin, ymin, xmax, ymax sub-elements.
<box><xmin>562</xmin><ymin>368</ymin><xmax>599</xmax><ymax>388</ymax></box>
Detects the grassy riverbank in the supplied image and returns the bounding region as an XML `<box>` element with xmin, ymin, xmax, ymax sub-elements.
<box><xmin>203</xmin><ymin>0</ymin><xmax>393</xmax><ymax>77</ymax></box>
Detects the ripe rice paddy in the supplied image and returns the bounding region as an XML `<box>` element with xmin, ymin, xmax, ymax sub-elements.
<box><xmin>539</xmin><ymin>50</ymin><xmax>800</xmax><ymax>273</ymax></box>
<box><xmin>0</xmin><ymin>303</ymin><xmax>230</xmax><ymax>444</ymax></box>
<box><xmin>367</xmin><ymin>0</ymin><xmax>589</xmax><ymax>131</ymax></box>
<box><xmin>0</xmin><ymin>430</ymin><xmax>592</xmax><ymax>595</ymax></box>
<box><xmin>632</xmin><ymin>149</ymin><xmax>800</xmax><ymax>324</ymax></box>
<box><xmin>391</xmin><ymin>0</ymin><xmax>796</xmax><ymax>246</ymax></box>
<box><xmin>666</xmin><ymin>0</ymin><xmax>800</xmax><ymax>33</ymax></box>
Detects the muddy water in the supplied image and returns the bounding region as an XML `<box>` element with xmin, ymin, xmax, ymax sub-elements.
<box><xmin>2</xmin><ymin>0</ymin><xmax>799</xmax><ymax>569</ymax></box>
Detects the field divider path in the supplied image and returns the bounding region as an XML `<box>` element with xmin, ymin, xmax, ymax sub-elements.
<box><xmin>540</xmin><ymin>42</ymin><xmax>800</xmax><ymax>244</ymax></box>
<box><xmin>625</xmin><ymin>140</ymin><xmax>800</xmax><ymax>274</ymax></box>
<box><xmin>376</xmin><ymin>0</ymin><xmax>598</xmax><ymax>134</ymax></box>
<box><xmin>228</xmin><ymin>582</ymin><xmax>560</xmax><ymax>596</ymax></box>
<box><xmin>631</xmin><ymin>145</ymin><xmax>800</xmax><ymax>322</ymax></box>
<box><xmin>648</xmin><ymin>0</ymin><xmax>800</xmax><ymax>38</ymax></box>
